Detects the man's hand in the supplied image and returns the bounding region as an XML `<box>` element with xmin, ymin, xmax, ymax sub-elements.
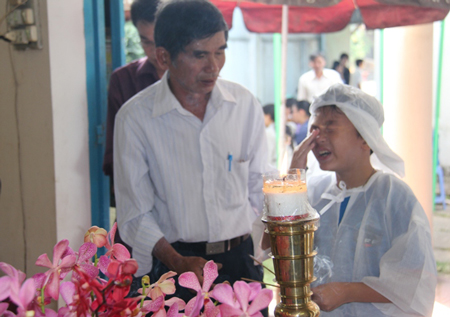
<box><xmin>312</xmin><ymin>282</ymin><xmax>390</xmax><ymax>312</ymax></box>
<box><xmin>152</xmin><ymin>237</ymin><xmax>223</xmax><ymax>284</ymax></box>
<box><xmin>290</xmin><ymin>129</ymin><xmax>319</xmax><ymax>170</ymax></box>
<box><xmin>171</xmin><ymin>256</ymin><xmax>223</xmax><ymax>286</ymax></box>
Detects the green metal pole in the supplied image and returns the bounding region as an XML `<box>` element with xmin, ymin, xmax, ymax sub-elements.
<box><xmin>273</xmin><ymin>33</ymin><xmax>282</xmax><ymax>166</ymax></box>
<box><xmin>432</xmin><ymin>19</ymin><xmax>446</xmax><ymax>211</ymax></box>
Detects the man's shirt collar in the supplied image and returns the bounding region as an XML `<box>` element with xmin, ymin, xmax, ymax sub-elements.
<box><xmin>152</xmin><ymin>72</ymin><xmax>236</xmax><ymax>118</ymax></box>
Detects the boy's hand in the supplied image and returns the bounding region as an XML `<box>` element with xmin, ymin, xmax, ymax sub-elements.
<box><xmin>290</xmin><ymin>129</ymin><xmax>319</xmax><ymax>170</ymax></box>
<box><xmin>312</xmin><ymin>282</ymin><xmax>350</xmax><ymax>311</ymax></box>
<box><xmin>312</xmin><ymin>282</ymin><xmax>391</xmax><ymax>312</ymax></box>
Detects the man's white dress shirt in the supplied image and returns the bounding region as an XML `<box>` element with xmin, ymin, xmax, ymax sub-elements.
<box><xmin>297</xmin><ymin>69</ymin><xmax>343</xmax><ymax>102</ymax></box>
<box><xmin>114</xmin><ymin>72</ymin><xmax>268</xmax><ymax>276</ymax></box>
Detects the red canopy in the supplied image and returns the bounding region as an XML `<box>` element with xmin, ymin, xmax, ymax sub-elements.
<box><xmin>210</xmin><ymin>0</ymin><xmax>450</xmax><ymax>33</ymax></box>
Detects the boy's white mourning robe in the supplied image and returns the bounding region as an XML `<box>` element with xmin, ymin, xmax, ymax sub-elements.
<box><xmin>310</xmin><ymin>171</ymin><xmax>437</xmax><ymax>317</ymax></box>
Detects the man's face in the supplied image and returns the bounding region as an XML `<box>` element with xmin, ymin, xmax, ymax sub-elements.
<box><xmin>136</xmin><ymin>21</ymin><xmax>162</xmax><ymax>71</ymax></box>
<box><xmin>166</xmin><ymin>31</ymin><xmax>227</xmax><ymax>97</ymax></box>
<box><xmin>310</xmin><ymin>108</ymin><xmax>368</xmax><ymax>176</ymax></box>
<box><xmin>291</xmin><ymin>106</ymin><xmax>306</xmax><ymax>124</ymax></box>
<box><xmin>264</xmin><ymin>114</ymin><xmax>273</xmax><ymax>127</ymax></box>
<box><xmin>285</xmin><ymin>107</ymin><xmax>293</xmax><ymax>122</ymax></box>
<box><xmin>311</xmin><ymin>56</ymin><xmax>326</xmax><ymax>74</ymax></box>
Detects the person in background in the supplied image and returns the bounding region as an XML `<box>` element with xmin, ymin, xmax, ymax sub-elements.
<box><xmin>287</xmin><ymin>84</ymin><xmax>436</xmax><ymax>316</ymax></box>
<box><xmin>114</xmin><ymin>0</ymin><xmax>269</xmax><ymax>303</ymax></box>
<box><xmin>297</xmin><ymin>53</ymin><xmax>342</xmax><ymax>103</ymax></box>
<box><xmin>103</xmin><ymin>0</ymin><xmax>165</xmax><ymax>180</ymax></box>
<box><xmin>291</xmin><ymin>100</ymin><xmax>311</xmax><ymax>145</ymax></box>
<box><xmin>285</xmin><ymin>98</ymin><xmax>298</xmax><ymax>137</ymax></box>
<box><xmin>103</xmin><ymin>0</ymin><xmax>165</xmax><ymax>250</ymax></box>
<box><xmin>339</xmin><ymin>53</ymin><xmax>350</xmax><ymax>84</ymax></box>
<box><xmin>332</xmin><ymin>60</ymin><xmax>343</xmax><ymax>75</ymax></box>
<box><xmin>350</xmin><ymin>59</ymin><xmax>364</xmax><ymax>89</ymax></box>
<box><xmin>263</xmin><ymin>104</ymin><xmax>277</xmax><ymax>167</ymax></box>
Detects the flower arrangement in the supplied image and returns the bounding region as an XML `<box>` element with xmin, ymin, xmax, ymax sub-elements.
<box><xmin>0</xmin><ymin>224</ymin><xmax>273</xmax><ymax>317</ymax></box>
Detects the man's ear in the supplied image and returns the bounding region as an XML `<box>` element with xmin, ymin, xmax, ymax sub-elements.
<box><xmin>156</xmin><ymin>47</ymin><xmax>171</xmax><ymax>69</ymax></box>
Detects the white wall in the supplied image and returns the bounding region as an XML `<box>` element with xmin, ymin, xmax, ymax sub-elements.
<box><xmin>47</xmin><ymin>0</ymin><xmax>91</xmax><ymax>249</ymax></box>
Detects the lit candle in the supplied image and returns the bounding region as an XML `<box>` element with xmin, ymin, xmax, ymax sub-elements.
<box><xmin>263</xmin><ymin>169</ymin><xmax>315</xmax><ymax>221</ymax></box>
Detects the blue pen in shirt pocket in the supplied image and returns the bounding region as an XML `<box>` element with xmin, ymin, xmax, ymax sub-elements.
<box><xmin>227</xmin><ymin>152</ymin><xmax>233</xmax><ymax>171</ymax></box>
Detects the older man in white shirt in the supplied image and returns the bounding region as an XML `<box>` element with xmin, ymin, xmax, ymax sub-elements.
<box><xmin>297</xmin><ymin>53</ymin><xmax>343</xmax><ymax>102</ymax></box>
<box><xmin>114</xmin><ymin>0</ymin><xmax>269</xmax><ymax>303</ymax></box>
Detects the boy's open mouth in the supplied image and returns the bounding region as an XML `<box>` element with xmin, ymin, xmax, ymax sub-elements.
<box><xmin>318</xmin><ymin>150</ymin><xmax>331</xmax><ymax>158</ymax></box>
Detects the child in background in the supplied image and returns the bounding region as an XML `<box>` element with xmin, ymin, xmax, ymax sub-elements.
<box><xmin>289</xmin><ymin>84</ymin><xmax>437</xmax><ymax>316</ymax></box>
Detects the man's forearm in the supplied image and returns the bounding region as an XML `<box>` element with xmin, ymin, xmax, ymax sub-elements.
<box><xmin>152</xmin><ymin>237</ymin><xmax>184</xmax><ymax>272</ymax></box>
<box><xmin>151</xmin><ymin>237</ymin><xmax>211</xmax><ymax>283</ymax></box>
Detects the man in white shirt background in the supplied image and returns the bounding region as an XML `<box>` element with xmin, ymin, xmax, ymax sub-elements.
<box><xmin>297</xmin><ymin>53</ymin><xmax>343</xmax><ymax>103</ymax></box>
<box><xmin>350</xmin><ymin>59</ymin><xmax>364</xmax><ymax>89</ymax></box>
<box><xmin>114</xmin><ymin>0</ymin><xmax>268</xmax><ymax>302</ymax></box>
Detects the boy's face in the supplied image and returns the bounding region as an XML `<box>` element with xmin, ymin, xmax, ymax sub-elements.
<box><xmin>310</xmin><ymin>107</ymin><xmax>370</xmax><ymax>176</ymax></box>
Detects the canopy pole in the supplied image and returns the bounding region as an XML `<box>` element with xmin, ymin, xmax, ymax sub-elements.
<box><xmin>379</xmin><ymin>29</ymin><xmax>384</xmax><ymax>106</ymax></box>
<box><xmin>273</xmin><ymin>33</ymin><xmax>281</xmax><ymax>167</ymax></box>
<box><xmin>278</xmin><ymin>5</ymin><xmax>288</xmax><ymax>170</ymax></box>
<box><xmin>433</xmin><ymin>18</ymin><xmax>446</xmax><ymax>210</ymax></box>
<box><xmin>379</xmin><ymin>29</ymin><xmax>384</xmax><ymax>135</ymax></box>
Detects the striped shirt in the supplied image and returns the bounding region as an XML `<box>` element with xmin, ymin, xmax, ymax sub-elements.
<box><xmin>114</xmin><ymin>72</ymin><xmax>268</xmax><ymax>276</ymax></box>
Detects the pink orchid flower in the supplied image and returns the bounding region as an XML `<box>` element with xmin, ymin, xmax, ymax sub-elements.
<box><xmin>84</xmin><ymin>226</ymin><xmax>108</xmax><ymax>248</ymax></box>
<box><xmin>139</xmin><ymin>295</ymin><xmax>165</xmax><ymax>315</ymax></box>
<box><xmin>98</xmin><ymin>223</ymin><xmax>131</xmax><ymax>274</ymax></box>
<box><xmin>14</xmin><ymin>278</ymin><xmax>36</xmax><ymax>314</ymax></box>
<box><xmin>73</xmin><ymin>242</ymin><xmax>98</xmax><ymax>279</ymax></box>
<box><xmin>211</xmin><ymin>281</ymin><xmax>273</xmax><ymax>317</ymax></box>
<box><xmin>0</xmin><ymin>303</ymin><xmax>9</xmax><ymax>316</ymax></box>
<box><xmin>0</xmin><ymin>262</ymin><xmax>26</xmax><ymax>303</ymax></box>
<box><xmin>179</xmin><ymin>260</ymin><xmax>218</xmax><ymax>314</ymax></box>
<box><xmin>35</xmin><ymin>239</ymin><xmax>77</xmax><ymax>300</ymax></box>
<box><xmin>140</xmin><ymin>271</ymin><xmax>177</xmax><ymax>299</ymax></box>
<box><xmin>166</xmin><ymin>302</ymin><xmax>182</xmax><ymax>317</ymax></box>
<box><xmin>2</xmin><ymin>278</ymin><xmax>36</xmax><ymax>317</ymax></box>
<box><xmin>165</xmin><ymin>292</ymin><xmax>204</xmax><ymax>317</ymax></box>
<box><xmin>138</xmin><ymin>271</ymin><xmax>185</xmax><ymax>317</ymax></box>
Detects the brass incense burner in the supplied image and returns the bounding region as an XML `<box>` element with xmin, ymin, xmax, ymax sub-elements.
<box><xmin>263</xmin><ymin>217</ymin><xmax>320</xmax><ymax>317</ymax></box>
<box><xmin>262</xmin><ymin>169</ymin><xmax>320</xmax><ymax>317</ymax></box>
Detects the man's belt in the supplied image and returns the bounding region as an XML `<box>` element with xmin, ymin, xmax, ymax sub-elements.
<box><xmin>175</xmin><ymin>234</ymin><xmax>250</xmax><ymax>255</ymax></box>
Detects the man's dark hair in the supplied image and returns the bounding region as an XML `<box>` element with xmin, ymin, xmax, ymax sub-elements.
<box><xmin>332</xmin><ymin>60</ymin><xmax>340</xmax><ymax>70</ymax></box>
<box><xmin>340</xmin><ymin>53</ymin><xmax>349</xmax><ymax>60</ymax></box>
<box><xmin>155</xmin><ymin>0</ymin><xmax>228</xmax><ymax>59</ymax></box>
<box><xmin>131</xmin><ymin>0</ymin><xmax>159</xmax><ymax>26</ymax></box>
<box><xmin>309</xmin><ymin>52</ymin><xmax>325</xmax><ymax>62</ymax></box>
<box><xmin>356</xmin><ymin>59</ymin><xmax>364</xmax><ymax>67</ymax></box>
<box><xmin>295</xmin><ymin>100</ymin><xmax>311</xmax><ymax>117</ymax></box>
<box><xmin>263</xmin><ymin>104</ymin><xmax>275</xmax><ymax>122</ymax></box>
<box><xmin>285</xmin><ymin>98</ymin><xmax>297</xmax><ymax>110</ymax></box>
